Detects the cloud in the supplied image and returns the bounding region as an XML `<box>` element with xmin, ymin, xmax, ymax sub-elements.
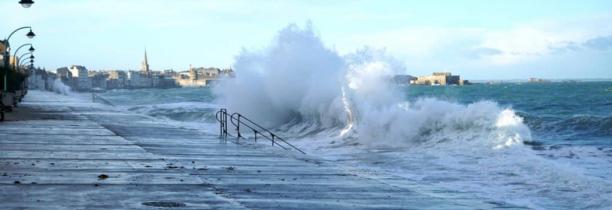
<box><xmin>335</xmin><ymin>15</ymin><xmax>612</xmax><ymax>66</ymax></box>
<box><xmin>465</xmin><ymin>47</ymin><xmax>503</xmax><ymax>59</ymax></box>
<box><xmin>583</xmin><ymin>35</ymin><xmax>612</xmax><ymax>50</ymax></box>
<box><xmin>546</xmin><ymin>35</ymin><xmax>612</xmax><ymax>54</ymax></box>
<box><xmin>548</xmin><ymin>41</ymin><xmax>581</xmax><ymax>54</ymax></box>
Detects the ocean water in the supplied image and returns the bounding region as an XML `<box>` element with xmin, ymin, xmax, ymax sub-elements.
<box><xmin>98</xmin><ymin>81</ymin><xmax>612</xmax><ymax>209</ymax></box>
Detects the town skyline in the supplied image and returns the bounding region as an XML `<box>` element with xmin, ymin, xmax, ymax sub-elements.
<box><xmin>48</xmin><ymin>49</ymin><xmax>232</xmax><ymax>73</ymax></box>
<box><xmin>29</xmin><ymin>49</ymin><xmax>234</xmax><ymax>91</ymax></box>
<box><xmin>2</xmin><ymin>0</ymin><xmax>612</xmax><ymax>80</ymax></box>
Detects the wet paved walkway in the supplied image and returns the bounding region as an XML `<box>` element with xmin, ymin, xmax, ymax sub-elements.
<box><xmin>0</xmin><ymin>91</ymin><xmax>528</xmax><ymax>209</ymax></box>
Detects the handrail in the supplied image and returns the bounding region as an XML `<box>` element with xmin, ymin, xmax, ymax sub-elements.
<box><xmin>91</xmin><ymin>93</ymin><xmax>115</xmax><ymax>106</ymax></box>
<box><xmin>216</xmin><ymin>109</ymin><xmax>305</xmax><ymax>154</ymax></box>
<box><xmin>215</xmin><ymin>108</ymin><xmax>229</xmax><ymax>141</ymax></box>
<box><xmin>230</xmin><ymin>113</ymin><xmax>288</xmax><ymax>150</ymax></box>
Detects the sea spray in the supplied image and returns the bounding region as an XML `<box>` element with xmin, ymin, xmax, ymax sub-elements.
<box><xmin>214</xmin><ymin>23</ymin><xmax>346</xmax><ymax>128</ymax></box>
<box><xmin>53</xmin><ymin>79</ymin><xmax>71</xmax><ymax>95</ymax></box>
<box><xmin>214</xmin><ymin>23</ymin><xmax>531</xmax><ymax>149</ymax></box>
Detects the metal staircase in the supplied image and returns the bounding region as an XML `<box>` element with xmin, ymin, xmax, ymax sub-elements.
<box><xmin>216</xmin><ymin>108</ymin><xmax>305</xmax><ymax>154</ymax></box>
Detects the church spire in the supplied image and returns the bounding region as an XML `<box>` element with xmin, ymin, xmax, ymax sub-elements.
<box><xmin>141</xmin><ymin>48</ymin><xmax>150</xmax><ymax>73</ymax></box>
<box><xmin>144</xmin><ymin>49</ymin><xmax>148</xmax><ymax>65</ymax></box>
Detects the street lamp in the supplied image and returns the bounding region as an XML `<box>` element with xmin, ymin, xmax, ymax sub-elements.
<box><xmin>20</xmin><ymin>58</ymin><xmax>33</xmax><ymax>66</ymax></box>
<box><xmin>16</xmin><ymin>52</ymin><xmax>33</xmax><ymax>68</ymax></box>
<box><xmin>19</xmin><ymin>60</ymin><xmax>33</xmax><ymax>70</ymax></box>
<box><xmin>18</xmin><ymin>0</ymin><xmax>34</xmax><ymax>8</ymax></box>
<box><xmin>12</xmin><ymin>43</ymin><xmax>34</xmax><ymax>69</ymax></box>
<box><xmin>6</xmin><ymin>26</ymin><xmax>35</xmax><ymax>42</ymax></box>
<box><xmin>2</xmin><ymin>26</ymin><xmax>35</xmax><ymax>91</ymax></box>
<box><xmin>3</xmin><ymin>26</ymin><xmax>35</xmax><ymax>67</ymax></box>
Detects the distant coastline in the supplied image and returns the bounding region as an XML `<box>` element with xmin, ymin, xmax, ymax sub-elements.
<box><xmin>470</xmin><ymin>78</ymin><xmax>612</xmax><ymax>84</ymax></box>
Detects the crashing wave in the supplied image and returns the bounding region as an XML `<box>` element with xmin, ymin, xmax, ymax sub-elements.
<box><xmin>213</xmin><ymin>23</ymin><xmax>531</xmax><ymax>150</ymax></box>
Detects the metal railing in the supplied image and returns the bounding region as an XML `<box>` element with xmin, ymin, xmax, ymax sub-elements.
<box><xmin>216</xmin><ymin>109</ymin><xmax>305</xmax><ymax>154</ymax></box>
<box><xmin>92</xmin><ymin>93</ymin><xmax>115</xmax><ymax>106</ymax></box>
<box><xmin>216</xmin><ymin>108</ymin><xmax>229</xmax><ymax>140</ymax></box>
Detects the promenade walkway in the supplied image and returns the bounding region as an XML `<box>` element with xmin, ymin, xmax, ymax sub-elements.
<box><xmin>0</xmin><ymin>91</ymin><xmax>527</xmax><ymax>209</ymax></box>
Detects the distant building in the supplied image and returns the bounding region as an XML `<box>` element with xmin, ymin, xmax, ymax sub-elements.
<box><xmin>29</xmin><ymin>69</ymin><xmax>58</xmax><ymax>92</ymax></box>
<box><xmin>45</xmin><ymin>72</ymin><xmax>57</xmax><ymax>91</ymax></box>
<box><xmin>89</xmin><ymin>71</ymin><xmax>108</xmax><ymax>90</ymax></box>
<box><xmin>107</xmin><ymin>70</ymin><xmax>128</xmax><ymax>89</ymax></box>
<box><xmin>413</xmin><ymin>72</ymin><xmax>467</xmax><ymax>86</ymax></box>
<box><xmin>56</xmin><ymin>67</ymin><xmax>72</xmax><ymax>79</ymax></box>
<box><xmin>69</xmin><ymin>65</ymin><xmax>91</xmax><ymax>91</ymax></box>
<box><xmin>528</xmin><ymin>78</ymin><xmax>549</xmax><ymax>83</ymax></box>
<box><xmin>56</xmin><ymin>67</ymin><xmax>73</xmax><ymax>88</ymax></box>
<box><xmin>392</xmin><ymin>75</ymin><xmax>417</xmax><ymax>85</ymax></box>
<box><xmin>175</xmin><ymin>66</ymin><xmax>234</xmax><ymax>87</ymax></box>
<box><xmin>127</xmin><ymin>70</ymin><xmax>150</xmax><ymax>88</ymax></box>
<box><xmin>28</xmin><ymin>68</ymin><xmax>47</xmax><ymax>90</ymax></box>
<box><xmin>151</xmin><ymin>71</ymin><xmax>162</xmax><ymax>87</ymax></box>
<box><xmin>126</xmin><ymin>50</ymin><xmax>155</xmax><ymax>88</ymax></box>
<box><xmin>163</xmin><ymin>69</ymin><xmax>177</xmax><ymax>77</ymax></box>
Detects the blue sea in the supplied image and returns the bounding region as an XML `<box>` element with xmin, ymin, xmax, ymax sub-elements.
<box><xmin>98</xmin><ymin>81</ymin><xmax>612</xmax><ymax>209</ymax></box>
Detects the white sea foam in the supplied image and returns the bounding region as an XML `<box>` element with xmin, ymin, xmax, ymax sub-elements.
<box><xmin>123</xmin><ymin>101</ymin><xmax>219</xmax><ymax>123</ymax></box>
<box><xmin>214</xmin><ymin>23</ymin><xmax>530</xmax><ymax>150</ymax></box>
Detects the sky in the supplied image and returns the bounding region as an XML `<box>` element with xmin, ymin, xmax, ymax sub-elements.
<box><xmin>1</xmin><ymin>0</ymin><xmax>611</xmax><ymax>80</ymax></box>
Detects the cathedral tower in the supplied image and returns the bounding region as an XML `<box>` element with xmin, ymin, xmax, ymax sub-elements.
<box><xmin>141</xmin><ymin>49</ymin><xmax>150</xmax><ymax>74</ymax></box>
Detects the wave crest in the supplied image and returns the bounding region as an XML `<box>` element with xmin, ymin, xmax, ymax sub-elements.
<box><xmin>214</xmin><ymin>23</ymin><xmax>531</xmax><ymax>150</ymax></box>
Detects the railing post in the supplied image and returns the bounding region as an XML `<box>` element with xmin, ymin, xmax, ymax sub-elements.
<box><xmin>223</xmin><ymin>109</ymin><xmax>227</xmax><ymax>141</ymax></box>
<box><xmin>271</xmin><ymin>133</ymin><xmax>275</xmax><ymax>146</ymax></box>
<box><xmin>218</xmin><ymin>111</ymin><xmax>222</xmax><ymax>138</ymax></box>
<box><xmin>253</xmin><ymin>130</ymin><xmax>257</xmax><ymax>142</ymax></box>
<box><xmin>217</xmin><ymin>108</ymin><xmax>228</xmax><ymax>142</ymax></box>
<box><xmin>236</xmin><ymin>114</ymin><xmax>241</xmax><ymax>142</ymax></box>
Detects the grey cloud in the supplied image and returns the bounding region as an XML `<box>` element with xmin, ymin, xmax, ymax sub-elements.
<box><xmin>583</xmin><ymin>35</ymin><xmax>612</xmax><ymax>50</ymax></box>
<box><xmin>548</xmin><ymin>41</ymin><xmax>581</xmax><ymax>54</ymax></box>
<box><xmin>466</xmin><ymin>47</ymin><xmax>502</xmax><ymax>59</ymax></box>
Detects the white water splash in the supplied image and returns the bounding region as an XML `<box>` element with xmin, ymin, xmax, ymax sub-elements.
<box><xmin>214</xmin><ymin>23</ymin><xmax>531</xmax><ymax>149</ymax></box>
<box><xmin>53</xmin><ymin>79</ymin><xmax>71</xmax><ymax>95</ymax></box>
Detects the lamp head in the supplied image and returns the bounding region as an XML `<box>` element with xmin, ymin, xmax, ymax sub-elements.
<box><xmin>26</xmin><ymin>29</ymin><xmax>35</xmax><ymax>39</ymax></box>
<box><xmin>19</xmin><ymin>0</ymin><xmax>34</xmax><ymax>8</ymax></box>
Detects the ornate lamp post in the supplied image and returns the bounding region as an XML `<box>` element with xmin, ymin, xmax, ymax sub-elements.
<box><xmin>18</xmin><ymin>0</ymin><xmax>35</xmax><ymax>8</ymax></box>
<box><xmin>17</xmin><ymin>53</ymin><xmax>34</xmax><ymax>68</ymax></box>
<box><xmin>3</xmin><ymin>26</ymin><xmax>35</xmax><ymax>91</ymax></box>
<box><xmin>0</xmin><ymin>1</ymin><xmax>34</xmax><ymax>120</ymax></box>
<box><xmin>19</xmin><ymin>59</ymin><xmax>33</xmax><ymax>69</ymax></box>
<box><xmin>12</xmin><ymin>43</ymin><xmax>34</xmax><ymax>68</ymax></box>
<box><xmin>3</xmin><ymin>27</ymin><xmax>35</xmax><ymax>67</ymax></box>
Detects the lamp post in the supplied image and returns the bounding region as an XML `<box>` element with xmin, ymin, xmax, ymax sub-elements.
<box><xmin>12</xmin><ymin>43</ymin><xmax>34</xmax><ymax>69</ymax></box>
<box><xmin>21</xmin><ymin>61</ymin><xmax>34</xmax><ymax>71</ymax></box>
<box><xmin>3</xmin><ymin>26</ymin><xmax>35</xmax><ymax>91</ymax></box>
<box><xmin>17</xmin><ymin>52</ymin><xmax>34</xmax><ymax>68</ymax></box>
<box><xmin>19</xmin><ymin>59</ymin><xmax>33</xmax><ymax>69</ymax></box>
<box><xmin>18</xmin><ymin>0</ymin><xmax>35</xmax><ymax>8</ymax></box>
<box><xmin>5</xmin><ymin>26</ymin><xmax>35</xmax><ymax>42</ymax></box>
<box><xmin>4</xmin><ymin>26</ymin><xmax>35</xmax><ymax>67</ymax></box>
